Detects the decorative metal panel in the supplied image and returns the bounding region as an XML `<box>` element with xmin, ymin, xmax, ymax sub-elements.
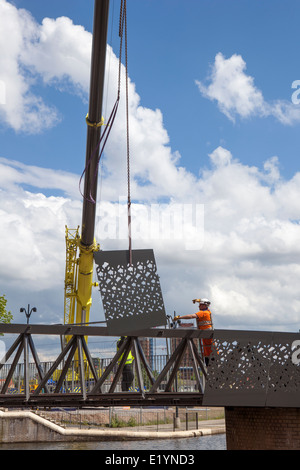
<box><xmin>203</xmin><ymin>330</ymin><xmax>300</xmax><ymax>407</ymax></box>
<box><xmin>94</xmin><ymin>249</ymin><xmax>167</xmax><ymax>335</ymax></box>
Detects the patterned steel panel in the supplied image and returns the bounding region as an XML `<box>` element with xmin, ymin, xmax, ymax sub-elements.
<box><xmin>203</xmin><ymin>330</ymin><xmax>300</xmax><ymax>407</ymax></box>
<box><xmin>94</xmin><ymin>249</ymin><xmax>167</xmax><ymax>335</ymax></box>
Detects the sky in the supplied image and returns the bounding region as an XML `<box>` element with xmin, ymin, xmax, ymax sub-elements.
<box><xmin>1</xmin><ymin>0</ymin><xmax>300</xmax><ymax>357</ymax></box>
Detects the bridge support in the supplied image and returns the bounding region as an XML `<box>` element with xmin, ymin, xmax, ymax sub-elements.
<box><xmin>0</xmin><ymin>324</ymin><xmax>207</xmax><ymax>408</ymax></box>
<box><xmin>225</xmin><ymin>406</ymin><xmax>300</xmax><ymax>450</ymax></box>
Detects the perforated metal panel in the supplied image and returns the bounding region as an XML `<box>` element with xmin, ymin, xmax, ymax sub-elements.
<box><xmin>94</xmin><ymin>249</ymin><xmax>167</xmax><ymax>335</ymax></box>
<box><xmin>203</xmin><ymin>330</ymin><xmax>300</xmax><ymax>407</ymax></box>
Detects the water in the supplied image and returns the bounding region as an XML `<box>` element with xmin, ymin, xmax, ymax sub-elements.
<box><xmin>0</xmin><ymin>433</ymin><xmax>226</xmax><ymax>450</ymax></box>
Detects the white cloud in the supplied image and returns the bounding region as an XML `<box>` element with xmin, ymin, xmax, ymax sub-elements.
<box><xmin>0</xmin><ymin>157</ymin><xmax>80</xmax><ymax>199</ymax></box>
<box><xmin>0</xmin><ymin>0</ymin><xmax>60</xmax><ymax>132</ymax></box>
<box><xmin>0</xmin><ymin>0</ymin><xmax>94</xmax><ymax>133</ymax></box>
<box><xmin>208</xmin><ymin>146</ymin><xmax>233</xmax><ymax>167</ymax></box>
<box><xmin>0</xmin><ymin>183</ymin><xmax>80</xmax><ymax>290</ymax></box>
<box><xmin>0</xmin><ymin>0</ymin><xmax>192</xmax><ymax>204</ymax></box>
<box><xmin>2</xmin><ymin>147</ymin><xmax>300</xmax><ymax>333</ymax></box>
<box><xmin>21</xmin><ymin>15</ymin><xmax>92</xmax><ymax>96</ymax></box>
<box><xmin>196</xmin><ymin>52</ymin><xmax>300</xmax><ymax>125</ymax></box>
<box><xmin>1</xmin><ymin>2</ymin><xmax>300</xmax><ymax>341</ymax></box>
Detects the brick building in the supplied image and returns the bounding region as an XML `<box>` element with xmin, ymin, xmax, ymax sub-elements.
<box><xmin>170</xmin><ymin>322</ymin><xmax>203</xmax><ymax>380</ymax></box>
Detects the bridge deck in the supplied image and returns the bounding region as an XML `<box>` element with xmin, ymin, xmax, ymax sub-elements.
<box><xmin>0</xmin><ymin>324</ymin><xmax>300</xmax><ymax>409</ymax></box>
<box><xmin>0</xmin><ymin>392</ymin><xmax>204</xmax><ymax>408</ymax></box>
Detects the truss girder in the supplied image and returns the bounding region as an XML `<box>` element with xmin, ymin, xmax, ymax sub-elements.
<box><xmin>0</xmin><ymin>325</ymin><xmax>299</xmax><ymax>408</ymax></box>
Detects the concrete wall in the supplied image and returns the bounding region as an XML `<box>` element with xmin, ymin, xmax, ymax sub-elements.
<box><xmin>225</xmin><ymin>406</ymin><xmax>300</xmax><ymax>450</ymax></box>
<box><xmin>0</xmin><ymin>411</ymin><xmax>70</xmax><ymax>443</ymax></box>
<box><xmin>0</xmin><ymin>410</ymin><xmax>223</xmax><ymax>443</ymax></box>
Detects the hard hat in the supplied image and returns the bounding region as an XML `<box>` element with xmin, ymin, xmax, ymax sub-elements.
<box><xmin>192</xmin><ymin>298</ymin><xmax>210</xmax><ymax>305</ymax></box>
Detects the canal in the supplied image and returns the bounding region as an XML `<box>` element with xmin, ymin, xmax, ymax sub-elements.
<box><xmin>0</xmin><ymin>433</ymin><xmax>226</xmax><ymax>450</ymax></box>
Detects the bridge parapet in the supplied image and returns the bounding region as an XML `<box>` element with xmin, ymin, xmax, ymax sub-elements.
<box><xmin>203</xmin><ymin>329</ymin><xmax>300</xmax><ymax>407</ymax></box>
<box><xmin>0</xmin><ymin>324</ymin><xmax>299</xmax><ymax>409</ymax></box>
<box><xmin>0</xmin><ymin>323</ymin><xmax>207</xmax><ymax>407</ymax></box>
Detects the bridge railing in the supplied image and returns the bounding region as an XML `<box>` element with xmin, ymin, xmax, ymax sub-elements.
<box><xmin>0</xmin><ymin>354</ymin><xmax>197</xmax><ymax>395</ymax></box>
<box><xmin>0</xmin><ymin>323</ymin><xmax>208</xmax><ymax>406</ymax></box>
<box><xmin>0</xmin><ymin>324</ymin><xmax>299</xmax><ymax>408</ymax></box>
<box><xmin>203</xmin><ymin>329</ymin><xmax>300</xmax><ymax>407</ymax></box>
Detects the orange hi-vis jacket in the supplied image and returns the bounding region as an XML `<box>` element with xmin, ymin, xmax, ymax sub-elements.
<box><xmin>195</xmin><ymin>309</ymin><xmax>213</xmax><ymax>357</ymax></box>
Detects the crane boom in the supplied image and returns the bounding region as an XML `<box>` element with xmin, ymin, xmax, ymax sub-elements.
<box><xmin>65</xmin><ymin>0</ymin><xmax>110</xmax><ymax>328</ymax></box>
<box><xmin>81</xmin><ymin>0</ymin><xmax>110</xmax><ymax>248</ymax></box>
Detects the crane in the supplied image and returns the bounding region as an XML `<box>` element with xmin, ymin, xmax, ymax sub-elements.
<box><xmin>64</xmin><ymin>0</ymin><xmax>111</xmax><ymax>329</ymax></box>
<box><xmin>64</xmin><ymin>0</ymin><xmax>166</xmax><ymax>338</ymax></box>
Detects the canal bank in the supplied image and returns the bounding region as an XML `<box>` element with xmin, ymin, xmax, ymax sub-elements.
<box><xmin>0</xmin><ymin>409</ymin><xmax>225</xmax><ymax>443</ymax></box>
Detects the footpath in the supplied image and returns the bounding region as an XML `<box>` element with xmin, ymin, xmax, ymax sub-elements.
<box><xmin>118</xmin><ymin>417</ymin><xmax>225</xmax><ymax>436</ymax></box>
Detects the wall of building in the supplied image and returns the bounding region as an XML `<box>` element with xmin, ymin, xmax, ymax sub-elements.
<box><xmin>225</xmin><ymin>406</ymin><xmax>300</xmax><ymax>450</ymax></box>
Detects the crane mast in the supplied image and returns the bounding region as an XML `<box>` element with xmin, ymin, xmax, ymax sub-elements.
<box><xmin>64</xmin><ymin>0</ymin><xmax>110</xmax><ymax>328</ymax></box>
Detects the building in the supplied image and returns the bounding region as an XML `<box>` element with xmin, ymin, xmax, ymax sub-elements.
<box><xmin>170</xmin><ymin>322</ymin><xmax>203</xmax><ymax>381</ymax></box>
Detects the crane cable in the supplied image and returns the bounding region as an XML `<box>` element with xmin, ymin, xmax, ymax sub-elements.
<box><xmin>121</xmin><ymin>0</ymin><xmax>132</xmax><ymax>264</ymax></box>
<box><xmin>79</xmin><ymin>0</ymin><xmax>132</xmax><ymax>263</ymax></box>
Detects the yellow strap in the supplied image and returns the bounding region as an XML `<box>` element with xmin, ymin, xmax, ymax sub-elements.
<box><xmin>85</xmin><ymin>113</ymin><xmax>105</xmax><ymax>128</ymax></box>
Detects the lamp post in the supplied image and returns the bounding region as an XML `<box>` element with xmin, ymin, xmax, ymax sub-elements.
<box><xmin>20</xmin><ymin>305</ymin><xmax>37</xmax><ymax>324</ymax></box>
<box><xmin>19</xmin><ymin>304</ymin><xmax>36</xmax><ymax>399</ymax></box>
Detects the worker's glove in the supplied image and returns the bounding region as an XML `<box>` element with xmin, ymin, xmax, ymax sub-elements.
<box><xmin>173</xmin><ymin>316</ymin><xmax>180</xmax><ymax>321</ymax></box>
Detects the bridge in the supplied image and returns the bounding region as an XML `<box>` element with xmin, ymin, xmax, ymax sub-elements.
<box><xmin>0</xmin><ymin>323</ymin><xmax>299</xmax><ymax>410</ymax></box>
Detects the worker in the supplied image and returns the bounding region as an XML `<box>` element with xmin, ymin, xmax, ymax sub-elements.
<box><xmin>117</xmin><ymin>336</ymin><xmax>135</xmax><ymax>391</ymax></box>
<box><xmin>174</xmin><ymin>298</ymin><xmax>213</xmax><ymax>366</ymax></box>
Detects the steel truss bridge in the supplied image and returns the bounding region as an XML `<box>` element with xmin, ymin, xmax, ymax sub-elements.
<box><xmin>0</xmin><ymin>323</ymin><xmax>299</xmax><ymax>409</ymax></box>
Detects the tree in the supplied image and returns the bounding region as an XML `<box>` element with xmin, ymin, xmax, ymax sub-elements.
<box><xmin>0</xmin><ymin>295</ymin><xmax>13</xmax><ymax>325</ymax></box>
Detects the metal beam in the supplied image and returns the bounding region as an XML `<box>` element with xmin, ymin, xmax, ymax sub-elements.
<box><xmin>108</xmin><ymin>337</ymin><xmax>132</xmax><ymax>393</ymax></box>
<box><xmin>81</xmin><ymin>0</ymin><xmax>110</xmax><ymax>247</ymax></box>
<box><xmin>149</xmin><ymin>338</ymin><xmax>187</xmax><ymax>394</ymax></box>
<box><xmin>54</xmin><ymin>336</ymin><xmax>77</xmax><ymax>393</ymax></box>
<box><xmin>0</xmin><ymin>392</ymin><xmax>204</xmax><ymax>408</ymax></box>
<box><xmin>23</xmin><ymin>334</ymin><xmax>30</xmax><ymax>401</ymax></box>
<box><xmin>0</xmin><ymin>323</ymin><xmax>213</xmax><ymax>338</ymax></box>
<box><xmin>90</xmin><ymin>336</ymin><xmax>129</xmax><ymax>394</ymax></box>
<box><xmin>132</xmin><ymin>338</ymin><xmax>144</xmax><ymax>395</ymax></box>
<box><xmin>188</xmin><ymin>339</ymin><xmax>204</xmax><ymax>394</ymax></box>
<box><xmin>0</xmin><ymin>325</ymin><xmax>298</xmax><ymax>409</ymax></box>
<box><xmin>1</xmin><ymin>339</ymin><xmax>24</xmax><ymax>394</ymax></box>
<box><xmin>77</xmin><ymin>336</ymin><xmax>87</xmax><ymax>400</ymax></box>
<box><xmin>34</xmin><ymin>337</ymin><xmax>77</xmax><ymax>395</ymax></box>
<box><xmin>135</xmin><ymin>337</ymin><xmax>155</xmax><ymax>385</ymax></box>
<box><xmin>28</xmin><ymin>335</ymin><xmax>49</xmax><ymax>394</ymax></box>
<box><xmin>81</xmin><ymin>335</ymin><xmax>99</xmax><ymax>381</ymax></box>
<box><xmin>165</xmin><ymin>339</ymin><xmax>188</xmax><ymax>392</ymax></box>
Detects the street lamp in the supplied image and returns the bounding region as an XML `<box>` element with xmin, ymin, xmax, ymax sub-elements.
<box><xmin>20</xmin><ymin>304</ymin><xmax>37</xmax><ymax>324</ymax></box>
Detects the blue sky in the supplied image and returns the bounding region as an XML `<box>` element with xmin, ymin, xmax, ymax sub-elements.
<box><xmin>3</xmin><ymin>0</ymin><xmax>300</xmax><ymax>179</ymax></box>
<box><xmin>127</xmin><ymin>0</ymin><xmax>300</xmax><ymax>180</ymax></box>
<box><xmin>1</xmin><ymin>0</ymin><xmax>300</xmax><ymax>356</ymax></box>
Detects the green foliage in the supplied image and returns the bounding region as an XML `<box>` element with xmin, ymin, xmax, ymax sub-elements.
<box><xmin>0</xmin><ymin>295</ymin><xmax>13</xmax><ymax>325</ymax></box>
<box><xmin>108</xmin><ymin>415</ymin><xmax>137</xmax><ymax>428</ymax></box>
